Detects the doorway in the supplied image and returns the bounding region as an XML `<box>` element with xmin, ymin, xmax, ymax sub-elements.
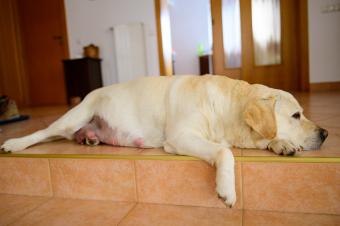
<box><xmin>155</xmin><ymin>0</ymin><xmax>213</xmax><ymax>76</ymax></box>
<box><xmin>168</xmin><ymin>0</ymin><xmax>213</xmax><ymax>75</ymax></box>
<box><xmin>211</xmin><ymin>0</ymin><xmax>309</xmax><ymax>91</ymax></box>
<box><xmin>17</xmin><ymin>0</ymin><xmax>69</xmax><ymax>105</ymax></box>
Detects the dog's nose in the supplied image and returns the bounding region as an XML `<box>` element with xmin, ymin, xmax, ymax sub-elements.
<box><xmin>319</xmin><ymin>128</ymin><xmax>328</xmax><ymax>142</ymax></box>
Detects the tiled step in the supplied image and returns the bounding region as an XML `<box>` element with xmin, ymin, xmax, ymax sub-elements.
<box><xmin>1</xmin><ymin>194</ymin><xmax>339</xmax><ymax>226</ymax></box>
<box><xmin>0</xmin><ymin>154</ymin><xmax>339</xmax><ymax>215</ymax></box>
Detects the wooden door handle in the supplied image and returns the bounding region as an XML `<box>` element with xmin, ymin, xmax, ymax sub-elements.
<box><xmin>52</xmin><ymin>35</ymin><xmax>63</xmax><ymax>40</ymax></box>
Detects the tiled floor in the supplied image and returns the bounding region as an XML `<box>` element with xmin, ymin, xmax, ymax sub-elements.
<box><xmin>1</xmin><ymin>157</ymin><xmax>339</xmax><ymax>214</ymax></box>
<box><xmin>0</xmin><ymin>194</ymin><xmax>339</xmax><ymax>226</ymax></box>
<box><xmin>0</xmin><ymin>91</ymin><xmax>339</xmax><ymax>157</ymax></box>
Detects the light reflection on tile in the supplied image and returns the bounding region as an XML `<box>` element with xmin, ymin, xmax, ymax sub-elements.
<box><xmin>9</xmin><ymin>198</ymin><xmax>135</xmax><ymax>226</ymax></box>
<box><xmin>243</xmin><ymin>209</ymin><xmax>340</xmax><ymax>226</ymax></box>
<box><xmin>243</xmin><ymin>163</ymin><xmax>340</xmax><ymax>214</ymax></box>
<box><xmin>0</xmin><ymin>194</ymin><xmax>49</xmax><ymax>226</ymax></box>
<box><xmin>49</xmin><ymin>159</ymin><xmax>136</xmax><ymax>202</ymax></box>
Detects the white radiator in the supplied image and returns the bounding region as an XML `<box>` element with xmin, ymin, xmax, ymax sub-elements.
<box><xmin>112</xmin><ymin>23</ymin><xmax>147</xmax><ymax>83</ymax></box>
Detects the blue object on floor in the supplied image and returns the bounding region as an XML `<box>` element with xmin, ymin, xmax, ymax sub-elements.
<box><xmin>0</xmin><ymin>115</ymin><xmax>30</xmax><ymax>125</ymax></box>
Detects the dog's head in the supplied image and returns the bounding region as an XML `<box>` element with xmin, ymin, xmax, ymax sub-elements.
<box><xmin>243</xmin><ymin>89</ymin><xmax>327</xmax><ymax>151</ymax></box>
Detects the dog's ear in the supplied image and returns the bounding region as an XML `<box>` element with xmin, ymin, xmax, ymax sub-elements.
<box><xmin>243</xmin><ymin>97</ymin><xmax>277</xmax><ymax>139</ymax></box>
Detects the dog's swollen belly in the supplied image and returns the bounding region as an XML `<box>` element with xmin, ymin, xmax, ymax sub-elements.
<box><xmin>74</xmin><ymin>115</ymin><xmax>146</xmax><ymax>148</ymax></box>
<box><xmin>72</xmin><ymin>76</ymin><xmax>172</xmax><ymax>149</ymax></box>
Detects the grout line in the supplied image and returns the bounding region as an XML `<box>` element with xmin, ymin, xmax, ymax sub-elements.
<box><xmin>47</xmin><ymin>159</ymin><xmax>54</xmax><ymax>197</ymax></box>
<box><xmin>242</xmin><ymin>208</ymin><xmax>340</xmax><ymax>217</ymax></box>
<box><xmin>136</xmin><ymin>201</ymin><xmax>239</xmax><ymax>210</ymax></box>
<box><xmin>240</xmin><ymin>162</ymin><xmax>244</xmax><ymax>226</ymax></box>
<box><xmin>133</xmin><ymin>160</ymin><xmax>139</xmax><ymax>202</ymax></box>
<box><xmin>117</xmin><ymin>203</ymin><xmax>138</xmax><ymax>226</ymax></box>
<box><xmin>5</xmin><ymin>196</ymin><xmax>54</xmax><ymax>226</ymax></box>
<box><xmin>118</xmin><ymin>201</ymin><xmax>339</xmax><ymax>217</ymax></box>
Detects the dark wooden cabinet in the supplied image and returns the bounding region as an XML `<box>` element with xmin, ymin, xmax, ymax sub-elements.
<box><xmin>199</xmin><ymin>54</ymin><xmax>213</xmax><ymax>75</ymax></box>
<box><xmin>63</xmin><ymin>58</ymin><xmax>103</xmax><ymax>103</ymax></box>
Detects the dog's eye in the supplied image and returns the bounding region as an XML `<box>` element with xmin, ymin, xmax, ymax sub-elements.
<box><xmin>292</xmin><ymin>112</ymin><xmax>301</xmax><ymax>120</ymax></box>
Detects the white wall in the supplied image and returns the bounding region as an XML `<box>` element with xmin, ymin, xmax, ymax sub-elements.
<box><xmin>64</xmin><ymin>0</ymin><xmax>160</xmax><ymax>85</ymax></box>
<box><xmin>169</xmin><ymin>0</ymin><xmax>212</xmax><ymax>75</ymax></box>
<box><xmin>308</xmin><ymin>0</ymin><xmax>340</xmax><ymax>83</ymax></box>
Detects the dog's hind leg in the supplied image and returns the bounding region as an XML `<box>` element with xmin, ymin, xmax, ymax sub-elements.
<box><xmin>1</xmin><ymin>92</ymin><xmax>97</xmax><ymax>152</ymax></box>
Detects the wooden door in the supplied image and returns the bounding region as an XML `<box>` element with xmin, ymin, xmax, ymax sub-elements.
<box><xmin>211</xmin><ymin>0</ymin><xmax>309</xmax><ymax>91</ymax></box>
<box><xmin>0</xmin><ymin>0</ymin><xmax>29</xmax><ymax>106</ymax></box>
<box><xmin>17</xmin><ymin>0</ymin><xmax>69</xmax><ymax>105</ymax></box>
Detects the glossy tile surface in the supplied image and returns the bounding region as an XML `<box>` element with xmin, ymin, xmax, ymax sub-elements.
<box><xmin>0</xmin><ymin>158</ymin><xmax>52</xmax><ymax>196</ymax></box>
<box><xmin>1</xmin><ymin>194</ymin><xmax>338</xmax><ymax>226</ymax></box>
<box><xmin>243</xmin><ymin>163</ymin><xmax>340</xmax><ymax>214</ymax></box>
<box><xmin>119</xmin><ymin>203</ymin><xmax>242</xmax><ymax>226</ymax></box>
<box><xmin>0</xmin><ymin>194</ymin><xmax>49</xmax><ymax>226</ymax></box>
<box><xmin>0</xmin><ymin>106</ymin><xmax>68</xmax><ymax>144</ymax></box>
<box><xmin>135</xmin><ymin>160</ymin><xmax>242</xmax><ymax>209</ymax></box>
<box><xmin>8</xmin><ymin>198</ymin><xmax>135</xmax><ymax>226</ymax></box>
<box><xmin>49</xmin><ymin>159</ymin><xmax>136</xmax><ymax>201</ymax></box>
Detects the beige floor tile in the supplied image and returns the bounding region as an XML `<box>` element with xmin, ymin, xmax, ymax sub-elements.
<box><xmin>0</xmin><ymin>194</ymin><xmax>49</xmax><ymax>226</ymax></box>
<box><xmin>119</xmin><ymin>203</ymin><xmax>242</xmax><ymax>226</ymax></box>
<box><xmin>49</xmin><ymin>159</ymin><xmax>136</xmax><ymax>202</ymax></box>
<box><xmin>243</xmin><ymin>210</ymin><xmax>340</xmax><ymax>226</ymax></box>
<box><xmin>0</xmin><ymin>118</ymin><xmax>46</xmax><ymax>137</ymax></box>
<box><xmin>318</xmin><ymin>116</ymin><xmax>340</xmax><ymax>128</ymax></box>
<box><xmin>0</xmin><ymin>134</ymin><xmax>12</xmax><ymax>146</ymax></box>
<box><xmin>135</xmin><ymin>160</ymin><xmax>242</xmax><ymax>209</ymax></box>
<box><xmin>8</xmin><ymin>198</ymin><xmax>135</xmax><ymax>226</ymax></box>
<box><xmin>243</xmin><ymin>163</ymin><xmax>340</xmax><ymax>214</ymax></box>
<box><xmin>0</xmin><ymin>158</ymin><xmax>52</xmax><ymax>196</ymax></box>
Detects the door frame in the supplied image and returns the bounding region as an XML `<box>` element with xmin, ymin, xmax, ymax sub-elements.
<box><xmin>154</xmin><ymin>0</ymin><xmax>173</xmax><ymax>76</ymax></box>
<box><xmin>210</xmin><ymin>0</ymin><xmax>309</xmax><ymax>91</ymax></box>
<box><xmin>297</xmin><ymin>0</ymin><xmax>309</xmax><ymax>91</ymax></box>
<box><xmin>57</xmin><ymin>0</ymin><xmax>70</xmax><ymax>61</ymax></box>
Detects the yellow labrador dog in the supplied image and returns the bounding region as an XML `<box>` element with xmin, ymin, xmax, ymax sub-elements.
<box><xmin>1</xmin><ymin>75</ymin><xmax>328</xmax><ymax>207</ymax></box>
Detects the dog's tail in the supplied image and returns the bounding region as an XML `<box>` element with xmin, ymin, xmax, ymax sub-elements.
<box><xmin>1</xmin><ymin>90</ymin><xmax>99</xmax><ymax>152</ymax></box>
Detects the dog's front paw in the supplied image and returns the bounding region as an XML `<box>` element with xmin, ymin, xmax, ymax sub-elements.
<box><xmin>1</xmin><ymin>138</ymin><xmax>28</xmax><ymax>153</ymax></box>
<box><xmin>268</xmin><ymin>139</ymin><xmax>302</xmax><ymax>156</ymax></box>
<box><xmin>216</xmin><ymin>183</ymin><xmax>236</xmax><ymax>208</ymax></box>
